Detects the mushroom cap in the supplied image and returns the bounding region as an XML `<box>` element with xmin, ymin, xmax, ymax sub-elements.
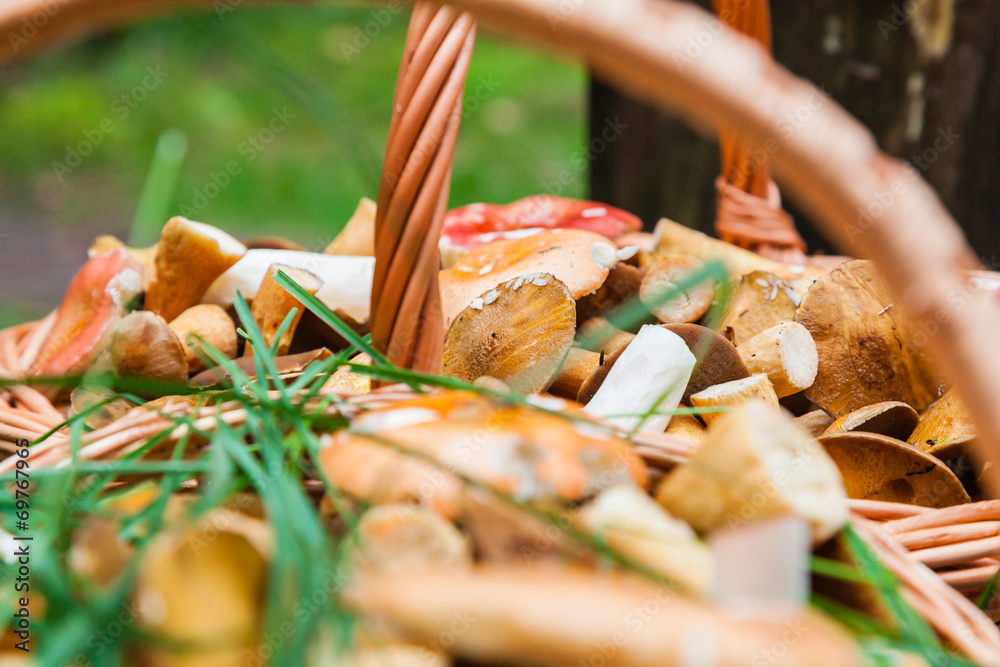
<box><xmin>660</xmin><ymin>323</ymin><xmax>750</xmax><ymax>402</ymax></box>
<box><xmin>639</xmin><ymin>254</ymin><xmax>715</xmax><ymax>324</ymax></box>
<box><xmin>440</xmin><ymin>229</ymin><xmax>613</xmax><ymax>328</ymax></box>
<box><xmin>442</xmin><ymin>273</ymin><xmax>576</xmax><ymax>394</ymax></box>
<box><xmin>109</xmin><ymin>311</ymin><xmax>188</xmax><ymax>390</ymax></box>
<box><xmin>318</xmin><ymin>391</ymin><xmax>648</xmax><ymax>518</ymax></box>
<box><xmin>796</xmin><ymin>260</ymin><xmax>946</xmax><ymax>417</ymax></box>
<box><xmin>716</xmin><ymin>271</ymin><xmax>799</xmax><ymax>346</ymax></box>
<box><xmin>818</xmin><ymin>432</ymin><xmax>969</xmax><ymax>507</ymax></box>
<box><xmin>908</xmin><ymin>388</ymin><xmax>977</xmax><ymax>460</ymax></box>
<box><xmin>822</xmin><ymin>401</ymin><xmax>919</xmax><ymax>441</ymax></box>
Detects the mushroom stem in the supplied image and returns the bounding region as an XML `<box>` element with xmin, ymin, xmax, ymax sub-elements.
<box><xmin>548</xmin><ymin>347</ymin><xmax>601</xmax><ymax>401</ymax></box>
<box><xmin>324</xmin><ymin>197</ymin><xmax>376</xmax><ymax>257</ymax></box>
<box><xmin>736</xmin><ymin>322</ymin><xmax>818</xmax><ymax>398</ymax></box>
<box><xmin>250</xmin><ymin>264</ymin><xmax>323</xmax><ymax>356</ymax></box>
<box><xmin>689</xmin><ymin>373</ymin><xmax>779</xmax><ymax>427</ymax></box>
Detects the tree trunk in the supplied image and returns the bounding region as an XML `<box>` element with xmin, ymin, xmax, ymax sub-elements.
<box><xmin>589</xmin><ymin>0</ymin><xmax>1000</xmax><ymax>259</ymax></box>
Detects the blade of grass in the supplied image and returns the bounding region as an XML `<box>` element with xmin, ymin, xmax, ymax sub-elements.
<box><xmin>130</xmin><ymin>129</ymin><xmax>188</xmax><ymax>247</ymax></box>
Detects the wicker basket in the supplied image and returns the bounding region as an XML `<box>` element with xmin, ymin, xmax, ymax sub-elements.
<box><xmin>4</xmin><ymin>0</ymin><xmax>1000</xmax><ymax>664</ymax></box>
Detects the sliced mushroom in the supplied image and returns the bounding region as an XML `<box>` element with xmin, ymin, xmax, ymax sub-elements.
<box><xmin>576</xmin><ymin>317</ymin><xmax>636</xmax><ymax>354</ymax></box>
<box><xmin>665</xmin><ymin>413</ymin><xmax>706</xmax><ymax>444</ymax></box>
<box><xmin>639</xmin><ymin>254</ymin><xmax>715</xmax><ymax>324</ymax></box>
<box><xmin>582</xmin><ymin>325</ymin><xmax>696</xmax><ymax>434</ymax></box>
<box><xmin>689</xmin><ymin>374</ymin><xmax>779</xmax><ymax>427</ymax></box>
<box><xmin>818</xmin><ymin>432</ymin><xmax>969</xmax><ymax>508</ymax></box>
<box><xmin>323</xmin><ymin>352</ymin><xmax>373</xmax><ymax>394</ymax></box>
<box><xmin>908</xmin><ymin>389</ymin><xmax>977</xmax><ymax>461</ymax></box>
<box><xmin>439</xmin><ymin>229</ymin><xmax>613</xmax><ymax>328</ymax></box>
<box><xmin>795</xmin><ymin>260</ymin><xmax>945</xmax><ymax>417</ymax></box>
<box><xmin>822</xmin><ymin>401</ymin><xmax>919</xmax><ymax>441</ymax></box>
<box><xmin>145</xmin><ymin>217</ymin><xmax>247</xmax><ymax>322</ymax></box>
<box><xmin>715</xmin><ymin>271</ymin><xmax>799</xmax><ymax>347</ymax></box>
<box><xmin>576</xmin><ymin>262</ymin><xmax>645</xmax><ymax>325</ymax></box>
<box><xmin>657</xmin><ymin>400</ymin><xmax>849</xmax><ymax>543</ymax></box>
<box><xmin>203</xmin><ymin>249</ymin><xmax>375</xmax><ymax>326</ymax></box>
<box><xmin>352</xmin><ymin>504</ymin><xmax>471</xmax><ymax>576</ymax></box>
<box><xmin>736</xmin><ymin>321</ymin><xmax>818</xmax><ymax>398</ymax></box>
<box><xmin>578</xmin><ymin>484</ymin><xmax>713</xmax><ymax>594</ymax></box>
<box><xmin>576</xmin><ymin>341</ymin><xmax>631</xmax><ymax>403</ymax></box>
<box><xmin>249</xmin><ymin>264</ymin><xmax>323</xmax><ymax>356</ymax></box>
<box><xmin>318</xmin><ymin>391</ymin><xmax>648</xmax><ymax>519</ymax></box>
<box><xmin>109</xmin><ymin>311</ymin><xmax>188</xmax><ymax>394</ymax></box>
<box><xmin>167</xmin><ymin>304</ymin><xmax>238</xmax><ymax>373</ymax></box>
<box><xmin>324</xmin><ymin>196</ymin><xmax>376</xmax><ymax>256</ymax></box>
<box><xmin>442</xmin><ymin>273</ymin><xmax>575</xmax><ymax>394</ymax></box>
<box><xmin>548</xmin><ymin>347</ymin><xmax>601</xmax><ymax>402</ymax></box>
<box><xmin>660</xmin><ymin>323</ymin><xmax>750</xmax><ymax>402</ymax></box>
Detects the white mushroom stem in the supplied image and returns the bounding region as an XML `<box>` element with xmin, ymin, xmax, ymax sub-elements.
<box><xmin>203</xmin><ymin>250</ymin><xmax>374</xmax><ymax>325</ymax></box>
<box><xmin>583</xmin><ymin>325</ymin><xmax>696</xmax><ymax>434</ymax></box>
<box><xmin>736</xmin><ymin>322</ymin><xmax>818</xmax><ymax>398</ymax></box>
<box><xmin>689</xmin><ymin>373</ymin><xmax>779</xmax><ymax>426</ymax></box>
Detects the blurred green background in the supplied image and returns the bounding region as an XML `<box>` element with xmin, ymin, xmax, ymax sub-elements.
<box><xmin>0</xmin><ymin>2</ymin><xmax>587</xmax><ymax>326</ymax></box>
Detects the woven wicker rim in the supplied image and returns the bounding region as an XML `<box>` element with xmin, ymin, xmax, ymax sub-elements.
<box><xmin>4</xmin><ymin>0</ymin><xmax>1000</xmax><ymax>480</ymax></box>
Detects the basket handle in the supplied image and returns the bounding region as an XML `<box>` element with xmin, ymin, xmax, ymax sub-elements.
<box><xmin>6</xmin><ymin>0</ymin><xmax>1000</xmax><ymax>477</ymax></box>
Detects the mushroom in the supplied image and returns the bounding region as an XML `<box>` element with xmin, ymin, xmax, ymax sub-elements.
<box><xmin>736</xmin><ymin>321</ymin><xmax>818</xmax><ymax>398</ymax></box>
<box><xmin>908</xmin><ymin>389</ymin><xmax>977</xmax><ymax>460</ymax></box>
<box><xmin>656</xmin><ymin>400</ymin><xmax>849</xmax><ymax>544</ymax></box>
<box><xmin>664</xmin><ymin>413</ymin><xmax>706</xmax><ymax>444</ymax></box>
<box><xmin>576</xmin><ymin>262</ymin><xmax>645</xmax><ymax>325</ymax></box>
<box><xmin>715</xmin><ymin>271</ymin><xmax>799</xmax><ymax>346</ymax></box>
<box><xmin>167</xmin><ymin>304</ymin><xmax>238</xmax><ymax>373</ymax></box>
<box><xmin>108</xmin><ymin>311</ymin><xmax>188</xmax><ymax>393</ymax></box>
<box><xmin>249</xmin><ymin>264</ymin><xmax>323</xmax><ymax>356</ymax></box>
<box><xmin>792</xmin><ymin>410</ymin><xmax>836</xmax><ymax>438</ymax></box>
<box><xmin>145</xmin><ymin>217</ymin><xmax>248</xmax><ymax>322</ymax></box>
<box><xmin>352</xmin><ymin>504</ymin><xmax>471</xmax><ymax>576</ymax></box>
<box><xmin>190</xmin><ymin>348</ymin><xmax>331</xmax><ymax>387</ymax></box>
<box><xmin>689</xmin><ymin>374</ymin><xmax>779</xmax><ymax>427</ymax></box>
<box><xmin>576</xmin><ymin>316</ymin><xmax>636</xmax><ymax>354</ymax></box>
<box><xmin>660</xmin><ymin>324</ymin><xmax>750</xmax><ymax>402</ymax></box>
<box><xmin>639</xmin><ymin>254</ymin><xmax>715</xmax><ymax>324</ymax></box>
<box><xmin>818</xmin><ymin>432</ymin><xmax>969</xmax><ymax>508</ymax></box>
<box><xmin>577</xmin><ymin>484</ymin><xmax>713</xmax><ymax>594</ymax></box>
<box><xmin>245</xmin><ymin>236</ymin><xmax>306</xmax><ymax>251</ymax></box>
<box><xmin>30</xmin><ymin>249</ymin><xmax>143</xmax><ymax>378</ymax></box>
<box><xmin>324</xmin><ymin>196</ymin><xmax>376</xmax><ymax>256</ymax></box>
<box><xmin>442</xmin><ymin>273</ymin><xmax>575</xmax><ymax>394</ymax></box>
<box><xmin>439</xmin><ymin>229</ymin><xmax>614</xmax><ymax>328</ymax></box>
<box><xmin>323</xmin><ymin>352</ymin><xmax>373</xmax><ymax>394</ymax></box>
<box><xmin>203</xmin><ymin>249</ymin><xmax>375</xmax><ymax>326</ymax></box>
<box><xmin>795</xmin><ymin>260</ymin><xmax>945</xmax><ymax>417</ymax></box>
<box><xmin>582</xmin><ymin>325</ymin><xmax>696</xmax><ymax>434</ymax></box>
<box><xmin>652</xmin><ymin>217</ymin><xmax>825</xmax><ymax>282</ymax></box>
<box><xmin>317</xmin><ymin>391</ymin><xmax>648</xmax><ymax>519</ymax></box>
<box><xmin>547</xmin><ymin>347</ymin><xmax>601</xmax><ymax>401</ymax></box>
<box><xmin>88</xmin><ymin>234</ymin><xmax>157</xmax><ymax>284</ymax></box>
<box><xmin>345</xmin><ymin>565</ymin><xmax>862</xmax><ymax>667</ymax></box>
<box><xmin>822</xmin><ymin>401</ymin><xmax>920</xmax><ymax>441</ymax></box>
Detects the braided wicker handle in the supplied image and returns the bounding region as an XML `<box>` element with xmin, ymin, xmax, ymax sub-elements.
<box><xmin>6</xmin><ymin>0</ymin><xmax>1000</xmax><ymax>480</ymax></box>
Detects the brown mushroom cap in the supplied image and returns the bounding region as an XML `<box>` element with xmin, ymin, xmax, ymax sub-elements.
<box><xmin>822</xmin><ymin>401</ymin><xmax>919</xmax><ymax>441</ymax></box>
<box><xmin>818</xmin><ymin>432</ymin><xmax>969</xmax><ymax>508</ymax></box>
<box><xmin>442</xmin><ymin>273</ymin><xmax>576</xmax><ymax>394</ymax></box>
<box><xmin>796</xmin><ymin>260</ymin><xmax>945</xmax><ymax>417</ymax></box>
<box><xmin>908</xmin><ymin>389</ymin><xmax>977</xmax><ymax>460</ymax></box>
<box><xmin>318</xmin><ymin>391</ymin><xmax>648</xmax><ymax>518</ymax></box>
<box><xmin>439</xmin><ymin>229</ymin><xmax>613</xmax><ymax>328</ymax></box>
<box><xmin>660</xmin><ymin>323</ymin><xmax>750</xmax><ymax>402</ymax></box>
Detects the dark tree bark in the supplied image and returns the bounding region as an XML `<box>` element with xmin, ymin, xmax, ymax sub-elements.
<box><xmin>589</xmin><ymin>0</ymin><xmax>1000</xmax><ymax>259</ymax></box>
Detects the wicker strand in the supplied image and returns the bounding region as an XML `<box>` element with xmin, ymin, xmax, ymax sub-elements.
<box><xmin>370</xmin><ymin>2</ymin><xmax>476</xmax><ymax>374</ymax></box>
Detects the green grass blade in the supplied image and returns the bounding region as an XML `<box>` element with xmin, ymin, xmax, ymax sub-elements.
<box><xmin>130</xmin><ymin>129</ymin><xmax>188</xmax><ymax>246</ymax></box>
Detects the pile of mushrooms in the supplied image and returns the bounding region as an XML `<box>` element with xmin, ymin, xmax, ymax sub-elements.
<box><xmin>3</xmin><ymin>194</ymin><xmax>1000</xmax><ymax>666</ymax></box>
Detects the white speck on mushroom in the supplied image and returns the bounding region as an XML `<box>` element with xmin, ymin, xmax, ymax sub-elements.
<box><xmin>470</xmin><ymin>298</ymin><xmax>485</xmax><ymax>310</ymax></box>
<box><xmin>581</xmin><ymin>207</ymin><xmax>608</xmax><ymax>218</ymax></box>
<box><xmin>590</xmin><ymin>241</ymin><xmax>618</xmax><ymax>269</ymax></box>
<box><xmin>755</xmin><ymin>278</ymin><xmax>770</xmax><ymax>288</ymax></box>
<box><xmin>532</xmin><ymin>276</ymin><xmax>549</xmax><ymax>287</ymax></box>
<box><xmin>478</xmin><ymin>262</ymin><xmax>494</xmax><ymax>276</ymax></box>
<box><xmin>784</xmin><ymin>286</ymin><xmax>802</xmax><ymax>307</ymax></box>
<box><xmin>616</xmin><ymin>245</ymin><xmax>639</xmax><ymax>261</ymax></box>
<box><xmin>877</xmin><ymin>304</ymin><xmax>893</xmax><ymax>315</ymax></box>
<box><xmin>483</xmin><ymin>289</ymin><xmax>500</xmax><ymax>305</ymax></box>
